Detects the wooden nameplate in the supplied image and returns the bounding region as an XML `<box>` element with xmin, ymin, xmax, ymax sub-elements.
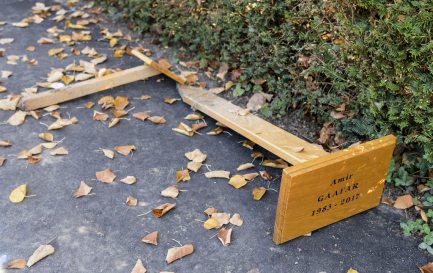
<box><xmin>273</xmin><ymin>135</ymin><xmax>396</xmax><ymax>244</ymax></box>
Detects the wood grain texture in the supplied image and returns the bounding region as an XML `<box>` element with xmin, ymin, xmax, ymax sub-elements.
<box><xmin>273</xmin><ymin>135</ymin><xmax>396</xmax><ymax>244</ymax></box>
<box><xmin>177</xmin><ymin>84</ymin><xmax>328</xmax><ymax>165</ymax></box>
<box><xmin>131</xmin><ymin>49</ymin><xmax>186</xmax><ymax>84</ymax></box>
<box><xmin>20</xmin><ymin>65</ymin><xmax>161</xmax><ymax>110</ymax></box>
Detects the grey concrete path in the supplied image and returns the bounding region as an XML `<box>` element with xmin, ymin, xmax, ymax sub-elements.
<box><xmin>0</xmin><ymin>1</ymin><xmax>430</xmax><ymax>272</ymax></box>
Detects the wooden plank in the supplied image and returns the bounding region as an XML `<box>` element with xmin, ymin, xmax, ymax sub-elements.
<box><xmin>177</xmin><ymin>84</ymin><xmax>328</xmax><ymax>165</ymax></box>
<box><xmin>273</xmin><ymin>135</ymin><xmax>396</xmax><ymax>244</ymax></box>
<box><xmin>131</xmin><ymin>49</ymin><xmax>186</xmax><ymax>85</ymax></box>
<box><xmin>19</xmin><ymin>65</ymin><xmax>161</xmax><ymax>111</ymax></box>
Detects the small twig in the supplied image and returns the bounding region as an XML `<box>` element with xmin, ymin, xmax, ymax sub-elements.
<box><xmin>171</xmin><ymin>239</ymin><xmax>183</xmax><ymax>247</ymax></box>
<box><xmin>25</xmin><ymin>194</ymin><xmax>37</xmax><ymax>198</ymax></box>
<box><xmin>46</xmin><ymin>235</ymin><xmax>58</xmax><ymax>245</ymax></box>
<box><xmin>39</xmin><ymin>122</ymin><xmax>49</xmax><ymax>128</ymax></box>
<box><xmin>194</xmin><ymin>219</ymin><xmax>205</xmax><ymax>223</ymax></box>
<box><xmin>137</xmin><ymin>210</ymin><xmax>152</xmax><ymax>217</ymax></box>
<box><xmin>223</xmin><ymin>131</ymin><xmax>232</xmax><ymax>136</ymax></box>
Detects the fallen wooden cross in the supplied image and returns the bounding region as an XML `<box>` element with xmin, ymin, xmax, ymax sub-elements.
<box><xmin>19</xmin><ymin>51</ymin><xmax>396</xmax><ymax>245</ymax></box>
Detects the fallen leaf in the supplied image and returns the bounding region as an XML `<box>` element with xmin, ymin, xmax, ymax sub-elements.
<box><xmin>102</xmin><ymin>149</ymin><xmax>115</xmax><ymax>159</ymax></box>
<box><xmin>237</xmin><ymin>163</ymin><xmax>255</xmax><ymax>171</ymax></box>
<box><xmin>211</xmin><ymin>213</ymin><xmax>230</xmax><ymax>227</ymax></box>
<box><xmin>176</xmin><ymin>169</ymin><xmax>191</xmax><ymax>183</ymax></box>
<box><xmin>109</xmin><ymin>38</ymin><xmax>118</xmax><ymax>47</ymax></box>
<box><xmin>96</xmin><ymin>168</ymin><xmax>116</xmax><ymax>183</ymax></box>
<box><xmin>228</xmin><ymin>175</ymin><xmax>247</xmax><ymax>189</ymax></box>
<box><xmin>0</xmin><ymin>140</ymin><xmax>12</xmax><ymax>147</ymax></box>
<box><xmin>108</xmin><ymin>118</ymin><xmax>120</xmax><ymax>128</ymax></box>
<box><xmin>133</xmin><ymin>112</ymin><xmax>150</xmax><ymax>121</ymax></box>
<box><xmin>110</xmin><ymin>109</ymin><xmax>128</xmax><ymax>118</ymax></box>
<box><xmin>163</xmin><ymin>97</ymin><xmax>180</xmax><ymax>104</ymax></box>
<box><xmin>114</xmin><ymin>96</ymin><xmax>129</xmax><ymax>110</ymax></box>
<box><xmin>229</xmin><ymin>213</ymin><xmax>243</xmax><ymax>226</ymax></box>
<box><xmin>184</xmin><ymin>113</ymin><xmax>204</xmax><ymax>120</ymax></box>
<box><xmin>252</xmin><ymin>187</ymin><xmax>267</xmax><ymax>200</ymax></box>
<box><xmin>381</xmin><ymin>196</ymin><xmax>395</xmax><ymax>206</ymax></box>
<box><xmin>142</xmin><ymin>231</ymin><xmax>158</xmax><ymax>245</ymax></box>
<box><xmin>148</xmin><ymin>116</ymin><xmax>166</xmax><ymax>124</ymax></box>
<box><xmin>152</xmin><ymin>203</ymin><xmax>176</xmax><ymax>218</ymax></box>
<box><xmin>217</xmin><ymin>63</ymin><xmax>228</xmax><ymax>81</ymax></box>
<box><xmin>9</xmin><ymin>184</ymin><xmax>27</xmax><ymax>203</ymax></box>
<box><xmin>39</xmin><ymin>132</ymin><xmax>54</xmax><ymax>142</ymax></box>
<box><xmin>29</xmin><ymin>144</ymin><xmax>43</xmax><ymax>155</ymax></box>
<box><xmin>115</xmin><ymin>145</ymin><xmax>136</xmax><ymax>156</ymax></box>
<box><xmin>420</xmin><ymin>263</ymin><xmax>433</xmax><ymax>273</ymax></box>
<box><xmin>48</xmin><ymin>48</ymin><xmax>64</xmax><ymax>56</ymax></box>
<box><xmin>27</xmin><ymin>244</ymin><xmax>55</xmax><ymax>267</ymax></box>
<box><xmin>161</xmin><ymin>185</ymin><xmax>179</xmax><ymax>198</ymax></box>
<box><xmin>0</xmin><ymin>156</ymin><xmax>6</xmax><ymax>166</ymax></box>
<box><xmin>242</xmin><ymin>140</ymin><xmax>255</xmax><ymax>150</ymax></box>
<box><xmin>8</xmin><ymin>111</ymin><xmax>27</xmax><ymax>126</ymax></box>
<box><xmin>203</xmin><ymin>218</ymin><xmax>220</xmax><ymax>230</ymax></box>
<box><xmin>1</xmin><ymin>70</ymin><xmax>12</xmax><ymax>78</ymax></box>
<box><xmin>172</xmin><ymin>122</ymin><xmax>194</xmax><ymax>137</ymax></box>
<box><xmin>113</xmin><ymin>49</ymin><xmax>124</xmax><ymax>58</ymax></box>
<box><xmin>331</xmin><ymin>111</ymin><xmax>346</xmax><ymax>120</ymax></box>
<box><xmin>261</xmin><ymin>159</ymin><xmax>288</xmax><ymax>169</ymax></box>
<box><xmin>204</xmin><ymin>207</ymin><xmax>218</xmax><ymax>216</ymax></box>
<box><xmin>121</xmin><ymin>176</ymin><xmax>136</xmax><ymax>185</ymax></box>
<box><xmin>130</xmin><ymin>259</ymin><xmax>146</xmax><ymax>273</ymax></box>
<box><xmin>50</xmin><ymin>147</ymin><xmax>68</xmax><ymax>155</ymax></box>
<box><xmin>185</xmin><ymin>149</ymin><xmax>207</xmax><ymax>162</ymax></box>
<box><xmin>27</xmin><ymin>155</ymin><xmax>42</xmax><ymax>164</ymax></box>
<box><xmin>0</xmin><ymin>38</ymin><xmax>14</xmax><ymax>44</ymax></box>
<box><xmin>0</xmin><ymin>94</ymin><xmax>21</xmax><ymax>111</ymax></box>
<box><xmin>140</xmin><ymin>95</ymin><xmax>151</xmax><ymax>100</ymax></box>
<box><xmin>75</xmin><ymin>73</ymin><xmax>93</xmax><ymax>82</ymax></box>
<box><xmin>166</xmin><ymin>244</ymin><xmax>194</xmax><ymax>264</ymax></box>
<box><xmin>260</xmin><ymin>171</ymin><xmax>273</xmax><ymax>180</ymax></box>
<box><xmin>207</xmin><ymin>127</ymin><xmax>223</xmax><ymax>135</ymax></box>
<box><xmin>205</xmin><ymin>170</ymin><xmax>230</xmax><ymax>179</ymax></box>
<box><xmin>394</xmin><ymin>194</ymin><xmax>413</xmax><ymax>209</ymax></box>
<box><xmin>187</xmin><ymin>161</ymin><xmax>202</xmax><ymax>172</ymax></box>
<box><xmin>246</xmin><ymin>92</ymin><xmax>272</xmax><ymax>111</ymax></box>
<box><xmin>7</xmin><ymin>258</ymin><xmax>26</xmax><ymax>269</ymax></box>
<box><xmin>291</xmin><ymin>146</ymin><xmax>304</xmax><ymax>153</ymax></box>
<box><xmin>191</xmin><ymin>122</ymin><xmax>207</xmax><ymax>132</ymax></box>
<box><xmin>243</xmin><ymin>172</ymin><xmax>259</xmax><ymax>181</ymax></box>
<box><xmin>73</xmin><ymin>181</ymin><xmax>92</xmax><ymax>198</ymax></box>
<box><xmin>41</xmin><ymin>142</ymin><xmax>57</xmax><ymax>149</ymax></box>
<box><xmin>347</xmin><ymin>269</ymin><xmax>358</xmax><ymax>273</ymax></box>
<box><xmin>217</xmin><ymin>227</ymin><xmax>232</xmax><ymax>246</ymax></box>
<box><xmin>93</xmin><ymin>111</ymin><xmax>108</xmax><ymax>121</ymax></box>
<box><xmin>126</xmin><ymin>196</ymin><xmax>138</xmax><ymax>206</ymax></box>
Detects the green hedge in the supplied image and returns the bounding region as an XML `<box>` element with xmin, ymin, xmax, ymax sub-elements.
<box><xmin>99</xmin><ymin>1</ymin><xmax>433</xmax><ymax>178</ymax></box>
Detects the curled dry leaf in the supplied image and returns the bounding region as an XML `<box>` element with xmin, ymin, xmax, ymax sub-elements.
<box><xmin>252</xmin><ymin>187</ymin><xmax>267</xmax><ymax>200</ymax></box>
<box><xmin>114</xmin><ymin>145</ymin><xmax>136</xmax><ymax>156</ymax></box>
<box><xmin>140</xmin><ymin>95</ymin><xmax>151</xmax><ymax>100</ymax></box>
<box><xmin>172</xmin><ymin>122</ymin><xmax>194</xmax><ymax>137</ymax></box>
<box><xmin>204</xmin><ymin>207</ymin><xmax>218</xmax><ymax>216</ymax></box>
<box><xmin>126</xmin><ymin>196</ymin><xmax>138</xmax><ymax>207</ymax></box>
<box><xmin>73</xmin><ymin>181</ymin><xmax>92</xmax><ymax>198</ymax></box>
<box><xmin>228</xmin><ymin>175</ymin><xmax>247</xmax><ymax>189</ymax></box>
<box><xmin>0</xmin><ymin>139</ymin><xmax>12</xmax><ymax>147</ymax></box>
<box><xmin>242</xmin><ymin>140</ymin><xmax>255</xmax><ymax>150</ymax></box>
<box><xmin>259</xmin><ymin>171</ymin><xmax>272</xmax><ymax>181</ymax></box>
<box><xmin>121</xmin><ymin>176</ymin><xmax>136</xmax><ymax>185</ymax></box>
<box><xmin>102</xmin><ymin>149</ymin><xmax>115</xmax><ymax>159</ymax></box>
<box><xmin>50</xmin><ymin>147</ymin><xmax>68</xmax><ymax>155</ymax></box>
<box><xmin>262</xmin><ymin>159</ymin><xmax>288</xmax><ymax>169</ymax></box>
<box><xmin>207</xmin><ymin>127</ymin><xmax>223</xmax><ymax>135</ymax></box>
<box><xmin>205</xmin><ymin>170</ymin><xmax>230</xmax><ymax>179</ymax></box>
<box><xmin>7</xmin><ymin>258</ymin><xmax>26</xmax><ymax>269</ymax></box>
<box><xmin>420</xmin><ymin>262</ymin><xmax>433</xmax><ymax>273</ymax></box>
<box><xmin>96</xmin><ymin>168</ymin><xmax>116</xmax><ymax>183</ymax></box>
<box><xmin>243</xmin><ymin>172</ymin><xmax>259</xmax><ymax>181</ymax></box>
<box><xmin>108</xmin><ymin>118</ymin><xmax>120</xmax><ymax>128</ymax></box>
<box><xmin>166</xmin><ymin>244</ymin><xmax>194</xmax><ymax>264</ymax></box>
<box><xmin>161</xmin><ymin>185</ymin><xmax>179</xmax><ymax>198</ymax></box>
<box><xmin>93</xmin><ymin>111</ymin><xmax>108</xmax><ymax>121</ymax></box>
<box><xmin>39</xmin><ymin>132</ymin><xmax>54</xmax><ymax>142</ymax></box>
<box><xmin>203</xmin><ymin>218</ymin><xmax>220</xmax><ymax>230</ymax></box>
<box><xmin>148</xmin><ymin>116</ymin><xmax>166</xmax><ymax>124</ymax></box>
<box><xmin>9</xmin><ymin>184</ymin><xmax>27</xmax><ymax>203</ymax></box>
<box><xmin>0</xmin><ymin>156</ymin><xmax>6</xmax><ymax>167</ymax></box>
<box><xmin>48</xmin><ymin>117</ymin><xmax>78</xmax><ymax>130</ymax></box>
<box><xmin>29</xmin><ymin>144</ymin><xmax>43</xmax><ymax>155</ymax></box>
<box><xmin>211</xmin><ymin>213</ymin><xmax>230</xmax><ymax>227</ymax></box>
<box><xmin>43</xmin><ymin>105</ymin><xmax>60</xmax><ymax>112</ymax></box>
<box><xmin>84</xmin><ymin>101</ymin><xmax>95</xmax><ymax>108</ymax></box>
<box><xmin>393</xmin><ymin>194</ymin><xmax>413</xmax><ymax>210</ymax></box>
<box><xmin>237</xmin><ymin>163</ymin><xmax>255</xmax><ymax>171</ymax></box>
<box><xmin>217</xmin><ymin>227</ymin><xmax>232</xmax><ymax>246</ymax></box>
<box><xmin>184</xmin><ymin>113</ymin><xmax>203</xmax><ymax>120</ymax></box>
<box><xmin>130</xmin><ymin>259</ymin><xmax>146</xmax><ymax>273</ymax></box>
<box><xmin>42</xmin><ymin>142</ymin><xmax>57</xmax><ymax>150</ymax></box>
<box><xmin>142</xmin><ymin>231</ymin><xmax>158</xmax><ymax>245</ymax></box>
<box><xmin>27</xmin><ymin>244</ymin><xmax>55</xmax><ymax>267</ymax></box>
<box><xmin>185</xmin><ymin>149</ymin><xmax>207</xmax><ymax>162</ymax></box>
<box><xmin>163</xmin><ymin>97</ymin><xmax>180</xmax><ymax>104</ymax></box>
<box><xmin>114</xmin><ymin>96</ymin><xmax>129</xmax><ymax>110</ymax></box>
<box><xmin>381</xmin><ymin>196</ymin><xmax>395</xmax><ymax>206</ymax></box>
<box><xmin>152</xmin><ymin>203</ymin><xmax>176</xmax><ymax>218</ymax></box>
<box><xmin>187</xmin><ymin>161</ymin><xmax>202</xmax><ymax>172</ymax></box>
<box><xmin>8</xmin><ymin>111</ymin><xmax>27</xmax><ymax>126</ymax></box>
<box><xmin>191</xmin><ymin>122</ymin><xmax>207</xmax><ymax>132</ymax></box>
<box><xmin>133</xmin><ymin>112</ymin><xmax>150</xmax><ymax>121</ymax></box>
<box><xmin>229</xmin><ymin>213</ymin><xmax>243</xmax><ymax>226</ymax></box>
<box><xmin>176</xmin><ymin>169</ymin><xmax>191</xmax><ymax>183</ymax></box>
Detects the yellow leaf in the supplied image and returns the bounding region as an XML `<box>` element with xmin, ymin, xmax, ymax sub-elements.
<box><xmin>109</xmin><ymin>38</ymin><xmax>118</xmax><ymax>48</ymax></box>
<box><xmin>347</xmin><ymin>269</ymin><xmax>359</xmax><ymax>273</ymax></box>
<box><xmin>203</xmin><ymin>218</ymin><xmax>220</xmax><ymax>230</ymax></box>
<box><xmin>9</xmin><ymin>184</ymin><xmax>27</xmax><ymax>203</ymax></box>
<box><xmin>252</xmin><ymin>187</ymin><xmax>267</xmax><ymax>200</ymax></box>
<box><xmin>228</xmin><ymin>175</ymin><xmax>247</xmax><ymax>189</ymax></box>
<box><xmin>176</xmin><ymin>169</ymin><xmax>191</xmax><ymax>183</ymax></box>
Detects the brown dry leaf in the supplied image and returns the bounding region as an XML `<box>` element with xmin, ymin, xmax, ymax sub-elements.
<box><xmin>261</xmin><ymin>159</ymin><xmax>288</xmax><ymax>169</ymax></box>
<box><xmin>126</xmin><ymin>196</ymin><xmax>138</xmax><ymax>207</ymax></box>
<box><xmin>187</xmin><ymin>161</ymin><xmax>202</xmax><ymax>172</ymax></box>
<box><xmin>246</xmin><ymin>92</ymin><xmax>272</xmax><ymax>111</ymax></box>
<box><xmin>111</xmin><ymin>109</ymin><xmax>128</xmax><ymax>118</ymax></box>
<box><xmin>330</xmin><ymin>111</ymin><xmax>346</xmax><ymax>120</ymax></box>
<box><xmin>148</xmin><ymin>116</ymin><xmax>166</xmax><ymax>124</ymax></box>
<box><xmin>48</xmin><ymin>48</ymin><xmax>64</xmax><ymax>56</ymax></box>
<box><xmin>185</xmin><ymin>149</ymin><xmax>207</xmax><ymax>162</ymax></box>
<box><xmin>259</xmin><ymin>171</ymin><xmax>272</xmax><ymax>181</ymax></box>
<box><xmin>204</xmin><ymin>170</ymin><xmax>230</xmax><ymax>179</ymax></box>
<box><xmin>161</xmin><ymin>185</ymin><xmax>179</xmax><ymax>198</ymax></box>
<box><xmin>108</xmin><ymin>118</ymin><xmax>120</xmax><ymax>128</ymax></box>
<box><xmin>102</xmin><ymin>149</ymin><xmax>114</xmax><ymax>159</ymax></box>
<box><xmin>114</xmin><ymin>96</ymin><xmax>129</xmax><ymax>110</ymax></box>
<box><xmin>172</xmin><ymin>122</ymin><xmax>194</xmax><ymax>137</ymax></box>
<box><xmin>109</xmin><ymin>38</ymin><xmax>118</xmax><ymax>48</ymax></box>
<box><xmin>38</xmin><ymin>37</ymin><xmax>54</xmax><ymax>44</ymax></box>
<box><xmin>47</xmin><ymin>117</ymin><xmax>78</xmax><ymax>130</ymax></box>
<box><xmin>50</xmin><ymin>147</ymin><xmax>68</xmax><ymax>156</ymax></box>
<box><xmin>131</xmin><ymin>259</ymin><xmax>147</xmax><ymax>273</ymax></box>
<box><xmin>229</xmin><ymin>213</ymin><xmax>243</xmax><ymax>226</ymax></box>
<box><xmin>418</xmin><ymin>184</ymin><xmax>431</xmax><ymax>194</ymax></box>
<box><xmin>176</xmin><ymin>169</ymin><xmax>191</xmax><ymax>183</ymax></box>
<box><xmin>29</xmin><ymin>144</ymin><xmax>43</xmax><ymax>155</ymax></box>
<box><xmin>7</xmin><ymin>258</ymin><xmax>26</xmax><ymax>269</ymax></box>
<box><xmin>39</xmin><ymin>132</ymin><xmax>54</xmax><ymax>142</ymax></box>
<box><xmin>133</xmin><ymin>112</ymin><xmax>150</xmax><ymax>121</ymax></box>
<box><xmin>252</xmin><ymin>187</ymin><xmax>267</xmax><ymax>200</ymax></box>
<box><xmin>98</xmin><ymin>95</ymin><xmax>114</xmax><ymax>107</ymax></box>
<box><xmin>191</xmin><ymin>122</ymin><xmax>207</xmax><ymax>132</ymax></box>
<box><xmin>207</xmin><ymin>127</ymin><xmax>223</xmax><ymax>135</ymax></box>
<box><xmin>8</xmin><ymin>111</ymin><xmax>27</xmax><ymax>126</ymax></box>
<box><xmin>217</xmin><ymin>227</ymin><xmax>232</xmax><ymax>246</ymax></box>
<box><xmin>0</xmin><ymin>156</ymin><xmax>6</xmax><ymax>167</ymax></box>
<box><xmin>142</xmin><ymin>231</ymin><xmax>158</xmax><ymax>245</ymax></box>
<box><xmin>242</xmin><ymin>140</ymin><xmax>255</xmax><ymax>150</ymax></box>
<box><xmin>237</xmin><ymin>163</ymin><xmax>255</xmax><ymax>171</ymax></box>
<box><xmin>317</xmin><ymin>122</ymin><xmax>333</xmax><ymax>144</ymax></box>
<box><xmin>121</xmin><ymin>176</ymin><xmax>136</xmax><ymax>185</ymax></box>
<box><xmin>163</xmin><ymin>97</ymin><xmax>180</xmax><ymax>104</ymax></box>
<box><xmin>393</xmin><ymin>194</ymin><xmax>414</xmax><ymax>209</ymax></box>
<box><xmin>243</xmin><ymin>172</ymin><xmax>259</xmax><ymax>182</ymax></box>
<box><xmin>184</xmin><ymin>113</ymin><xmax>204</xmax><ymax>120</ymax></box>
<box><xmin>114</xmin><ymin>145</ymin><xmax>136</xmax><ymax>156</ymax></box>
<box><xmin>93</xmin><ymin>111</ymin><xmax>108</xmax><ymax>121</ymax></box>
<box><xmin>0</xmin><ymin>140</ymin><xmax>12</xmax><ymax>147</ymax></box>
<box><xmin>27</xmin><ymin>155</ymin><xmax>42</xmax><ymax>164</ymax></box>
<box><xmin>420</xmin><ymin>262</ymin><xmax>433</xmax><ymax>273</ymax></box>
<box><xmin>27</xmin><ymin>245</ymin><xmax>55</xmax><ymax>267</ymax></box>
<box><xmin>140</xmin><ymin>95</ymin><xmax>151</xmax><ymax>100</ymax></box>
<box><xmin>96</xmin><ymin>168</ymin><xmax>116</xmax><ymax>183</ymax></box>
<box><xmin>204</xmin><ymin>207</ymin><xmax>218</xmax><ymax>216</ymax></box>
<box><xmin>203</xmin><ymin>218</ymin><xmax>220</xmax><ymax>230</ymax></box>
<box><xmin>211</xmin><ymin>213</ymin><xmax>230</xmax><ymax>227</ymax></box>
<box><xmin>216</xmin><ymin>63</ymin><xmax>229</xmax><ymax>81</ymax></box>
<box><xmin>381</xmin><ymin>196</ymin><xmax>395</xmax><ymax>206</ymax></box>
<box><xmin>73</xmin><ymin>181</ymin><xmax>92</xmax><ymax>198</ymax></box>
<box><xmin>166</xmin><ymin>244</ymin><xmax>194</xmax><ymax>264</ymax></box>
<box><xmin>152</xmin><ymin>203</ymin><xmax>176</xmax><ymax>218</ymax></box>
<box><xmin>228</xmin><ymin>175</ymin><xmax>247</xmax><ymax>189</ymax></box>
